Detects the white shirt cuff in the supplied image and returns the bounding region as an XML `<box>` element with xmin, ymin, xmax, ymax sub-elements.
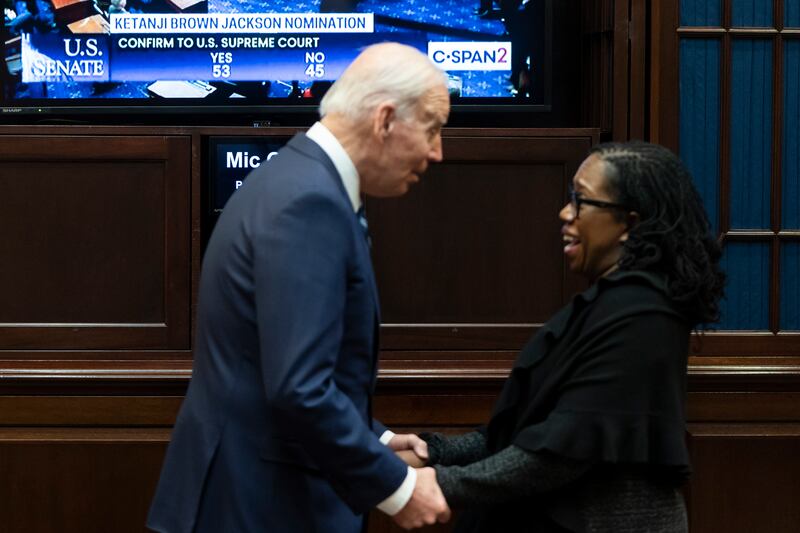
<box><xmin>379</xmin><ymin>430</ymin><xmax>395</xmax><ymax>445</ymax></box>
<box><xmin>376</xmin><ymin>466</ymin><xmax>416</xmax><ymax>516</ymax></box>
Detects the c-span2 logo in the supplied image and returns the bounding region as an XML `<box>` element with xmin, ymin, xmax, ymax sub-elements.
<box><xmin>428</xmin><ymin>42</ymin><xmax>511</xmax><ymax>71</ymax></box>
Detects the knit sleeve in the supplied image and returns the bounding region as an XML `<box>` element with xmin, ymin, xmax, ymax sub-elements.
<box><xmin>434</xmin><ymin>446</ymin><xmax>591</xmax><ymax>507</ymax></box>
<box><xmin>420</xmin><ymin>431</ymin><xmax>490</xmax><ymax>467</ymax></box>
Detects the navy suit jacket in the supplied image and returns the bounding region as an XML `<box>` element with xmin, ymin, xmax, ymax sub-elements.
<box><xmin>147</xmin><ymin>133</ymin><xmax>408</xmax><ymax>533</ymax></box>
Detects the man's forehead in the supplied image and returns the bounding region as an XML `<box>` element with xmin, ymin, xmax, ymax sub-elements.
<box><xmin>419</xmin><ymin>88</ymin><xmax>450</xmax><ymax>121</ymax></box>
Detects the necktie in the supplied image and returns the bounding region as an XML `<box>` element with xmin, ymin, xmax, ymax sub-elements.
<box><xmin>356</xmin><ymin>205</ymin><xmax>372</xmax><ymax>248</ymax></box>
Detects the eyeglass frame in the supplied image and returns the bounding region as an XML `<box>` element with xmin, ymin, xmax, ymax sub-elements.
<box><xmin>568</xmin><ymin>188</ymin><xmax>632</xmax><ymax>219</ymax></box>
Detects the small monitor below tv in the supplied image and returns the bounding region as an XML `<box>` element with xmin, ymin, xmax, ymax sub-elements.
<box><xmin>207</xmin><ymin>135</ymin><xmax>292</xmax><ymax>214</ymax></box>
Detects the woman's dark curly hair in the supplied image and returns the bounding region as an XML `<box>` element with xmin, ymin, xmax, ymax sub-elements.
<box><xmin>590</xmin><ymin>141</ymin><xmax>725</xmax><ymax>327</ymax></box>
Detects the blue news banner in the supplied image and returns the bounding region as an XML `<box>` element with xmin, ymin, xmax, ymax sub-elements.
<box><xmin>21</xmin><ymin>13</ymin><xmax>426</xmax><ymax>83</ymax></box>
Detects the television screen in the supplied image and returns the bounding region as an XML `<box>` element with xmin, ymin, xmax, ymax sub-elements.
<box><xmin>2</xmin><ymin>0</ymin><xmax>550</xmax><ymax>118</ymax></box>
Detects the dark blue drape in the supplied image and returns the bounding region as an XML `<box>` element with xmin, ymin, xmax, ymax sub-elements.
<box><xmin>783</xmin><ymin>40</ymin><xmax>800</xmax><ymax>230</ymax></box>
<box><xmin>732</xmin><ymin>0</ymin><xmax>773</xmax><ymax>27</ymax></box>
<box><xmin>780</xmin><ymin>243</ymin><xmax>800</xmax><ymax>330</ymax></box>
<box><xmin>718</xmin><ymin>243</ymin><xmax>770</xmax><ymax>330</ymax></box>
<box><xmin>680</xmin><ymin>38</ymin><xmax>721</xmax><ymax>234</ymax></box>
<box><xmin>680</xmin><ymin>0</ymin><xmax>722</xmax><ymax>27</ymax></box>
<box><xmin>730</xmin><ymin>38</ymin><xmax>772</xmax><ymax>230</ymax></box>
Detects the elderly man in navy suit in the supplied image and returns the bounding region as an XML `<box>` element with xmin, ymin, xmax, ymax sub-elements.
<box><xmin>147</xmin><ymin>42</ymin><xmax>451</xmax><ymax>533</ymax></box>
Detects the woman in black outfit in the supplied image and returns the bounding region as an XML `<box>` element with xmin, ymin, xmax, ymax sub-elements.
<box><xmin>409</xmin><ymin>142</ymin><xmax>725</xmax><ymax>532</ymax></box>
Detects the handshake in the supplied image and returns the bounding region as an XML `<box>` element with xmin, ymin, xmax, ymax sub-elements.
<box><xmin>387</xmin><ymin>433</ymin><xmax>451</xmax><ymax>530</ymax></box>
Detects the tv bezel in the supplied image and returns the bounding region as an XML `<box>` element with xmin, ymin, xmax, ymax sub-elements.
<box><xmin>1</xmin><ymin>1</ymin><xmax>553</xmax><ymax>124</ymax></box>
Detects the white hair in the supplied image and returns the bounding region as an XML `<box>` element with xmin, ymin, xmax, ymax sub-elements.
<box><xmin>319</xmin><ymin>43</ymin><xmax>447</xmax><ymax>122</ymax></box>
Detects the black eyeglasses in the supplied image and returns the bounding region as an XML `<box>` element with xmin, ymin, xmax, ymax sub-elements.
<box><xmin>568</xmin><ymin>188</ymin><xmax>631</xmax><ymax>219</ymax></box>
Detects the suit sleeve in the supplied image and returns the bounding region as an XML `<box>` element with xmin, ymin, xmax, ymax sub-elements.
<box><xmin>372</xmin><ymin>418</ymin><xmax>389</xmax><ymax>438</ymax></box>
<box><xmin>253</xmin><ymin>192</ymin><xmax>407</xmax><ymax>513</ymax></box>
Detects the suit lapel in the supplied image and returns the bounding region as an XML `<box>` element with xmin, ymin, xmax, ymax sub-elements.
<box><xmin>288</xmin><ymin>133</ymin><xmax>382</xmax><ymax>364</ymax></box>
<box><xmin>286</xmin><ymin>133</ymin><xmax>350</xmax><ymax>201</ymax></box>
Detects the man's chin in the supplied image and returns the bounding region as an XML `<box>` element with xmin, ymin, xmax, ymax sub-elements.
<box><xmin>367</xmin><ymin>184</ymin><xmax>410</xmax><ymax>198</ymax></box>
<box><xmin>364</xmin><ymin>176</ymin><xmax>419</xmax><ymax>197</ymax></box>
<box><xmin>393</xmin><ymin>183</ymin><xmax>412</xmax><ymax>196</ymax></box>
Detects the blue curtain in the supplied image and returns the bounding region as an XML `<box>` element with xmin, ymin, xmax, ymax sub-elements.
<box><xmin>730</xmin><ymin>39</ymin><xmax>772</xmax><ymax>230</ymax></box>
<box><xmin>680</xmin><ymin>39</ymin><xmax>721</xmax><ymax>234</ymax></box>
<box><xmin>787</xmin><ymin>1</ymin><xmax>800</xmax><ymax>27</ymax></box>
<box><xmin>784</xmin><ymin>40</ymin><xmax>800</xmax><ymax>229</ymax></box>
<box><xmin>732</xmin><ymin>0</ymin><xmax>774</xmax><ymax>27</ymax></box>
<box><xmin>718</xmin><ymin>243</ymin><xmax>770</xmax><ymax>329</ymax></box>
<box><xmin>681</xmin><ymin>0</ymin><xmax>722</xmax><ymax>26</ymax></box>
<box><xmin>781</xmin><ymin>243</ymin><xmax>800</xmax><ymax>330</ymax></box>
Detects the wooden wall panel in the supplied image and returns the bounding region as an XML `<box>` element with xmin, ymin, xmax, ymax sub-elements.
<box><xmin>686</xmin><ymin>425</ymin><xmax>800</xmax><ymax>533</ymax></box>
<box><xmin>372</xmin><ymin>131</ymin><xmax>595</xmax><ymax>352</ymax></box>
<box><xmin>0</xmin><ymin>429</ymin><xmax>170</xmax><ymax>533</ymax></box>
<box><xmin>0</xmin><ymin>161</ymin><xmax>164</xmax><ymax>323</ymax></box>
<box><xmin>372</xmin><ymin>160</ymin><xmax>565</xmax><ymax>323</ymax></box>
<box><xmin>2</xmin><ymin>382</ymin><xmax>797</xmax><ymax>533</ymax></box>
<box><xmin>0</xmin><ymin>133</ymin><xmax>191</xmax><ymax>352</ymax></box>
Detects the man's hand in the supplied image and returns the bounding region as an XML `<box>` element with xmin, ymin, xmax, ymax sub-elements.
<box><xmin>392</xmin><ymin>467</ymin><xmax>451</xmax><ymax>530</ymax></box>
<box><xmin>395</xmin><ymin>449</ymin><xmax>425</xmax><ymax>468</ymax></box>
<box><xmin>387</xmin><ymin>433</ymin><xmax>429</xmax><ymax>462</ymax></box>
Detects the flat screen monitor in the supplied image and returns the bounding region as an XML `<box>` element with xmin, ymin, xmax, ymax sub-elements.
<box><xmin>207</xmin><ymin>135</ymin><xmax>292</xmax><ymax>213</ymax></box>
<box><xmin>1</xmin><ymin>0</ymin><xmax>551</xmax><ymax>120</ymax></box>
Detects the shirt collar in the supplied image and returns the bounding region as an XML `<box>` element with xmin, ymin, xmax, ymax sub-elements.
<box><xmin>306</xmin><ymin>121</ymin><xmax>361</xmax><ymax>212</ymax></box>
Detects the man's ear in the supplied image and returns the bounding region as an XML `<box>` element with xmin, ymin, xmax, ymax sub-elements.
<box><xmin>619</xmin><ymin>211</ymin><xmax>640</xmax><ymax>243</ymax></box>
<box><xmin>373</xmin><ymin>102</ymin><xmax>396</xmax><ymax>140</ymax></box>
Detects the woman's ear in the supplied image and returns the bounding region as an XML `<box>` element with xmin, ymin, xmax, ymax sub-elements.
<box><xmin>619</xmin><ymin>211</ymin><xmax>640</xmax><ymax>243</ymax></box>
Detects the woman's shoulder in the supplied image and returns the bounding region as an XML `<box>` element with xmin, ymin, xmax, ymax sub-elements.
<box><xmin>584</xmin><ymin>271</ymin><xmax>686</xmax><ymax>325</ymax></box>
<box><xmin>595</xmin><ymin>270</ymin><xmax>671</xmax><ymax>303</ymax></box>
<box><xmin>538</xmin><ymin>272</ymin><xmax>671</xmax><ymax>344</ymax></box>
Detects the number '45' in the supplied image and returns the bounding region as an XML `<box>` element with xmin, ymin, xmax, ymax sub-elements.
<box><xmin>305</xmin><ymin>64</ymin><xmax>324</xmax><ymax>78</ymax></box>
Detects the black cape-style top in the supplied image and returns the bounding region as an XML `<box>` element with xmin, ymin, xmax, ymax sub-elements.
<box><xmin>473</xmin><ymin>270</ymin><xmax>692</xmax><ymax>531</ymax></box>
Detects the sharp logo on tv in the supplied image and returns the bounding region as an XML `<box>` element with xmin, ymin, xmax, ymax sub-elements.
<box><xmin>2</xmin><ymin>1</ymin><xmax>548</xmax><ymax>109</ymax></box>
